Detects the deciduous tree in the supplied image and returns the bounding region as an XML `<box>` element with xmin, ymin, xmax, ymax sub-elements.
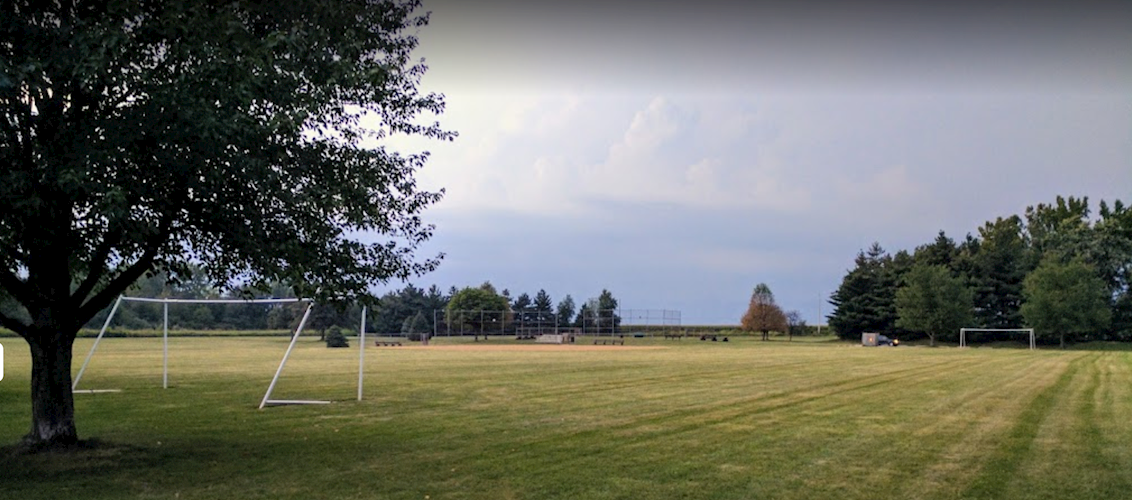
<box><xmin>0</xmin><ymin>0</ymin><xmax>450</xmax><ymax>448</ymax></box>
<box><xmin>895</xmin><ymin>264</ymin><xmax>974</xmax><ymax>346</ymax></box>
<box><xmin>1021</xmin><ymin>258</ymin><xmax>1111</xmax><ymax>348</ymax></box>
<box><xmin>445</xmin><ymin>287</ymin><xmax>509</xmax><ymax>335</ymax></box>
<box><xmin>785</xmin><ymin>310</ymin><xmax>806</xmax><ymax>341</ymax></box>
<box><xmin>741</xmin><ymin>283</ymin><xmax>787</xmax><ymax>341</ymax></box>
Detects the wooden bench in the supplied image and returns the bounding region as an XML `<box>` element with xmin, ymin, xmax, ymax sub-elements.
<box><xmin>593</xmin><ymin>338</ymin><xmax>625</xmax><ymax>346</ymax></box>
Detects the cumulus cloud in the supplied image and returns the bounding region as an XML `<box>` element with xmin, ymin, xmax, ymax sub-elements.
<box><xmin>409</xmin><ymin>93</ymin><xmax>816</xmax><ymax>217</ymax></box>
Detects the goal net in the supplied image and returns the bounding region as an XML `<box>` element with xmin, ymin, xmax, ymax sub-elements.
<box><xmin>959</xmin><ymin>328</ymin><xmax>1035</xmax><ymax>350</ymax></box>
<box><xmin>73</xmin><ymin>295</ymin><xmax>373</xmax><ymax>408</ymax></box>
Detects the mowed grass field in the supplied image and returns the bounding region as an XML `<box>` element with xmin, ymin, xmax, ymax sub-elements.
<box><xmin>2</xmin><ymin>336</ymin><xmax>1132</xmax><ymax>500</ymax></box>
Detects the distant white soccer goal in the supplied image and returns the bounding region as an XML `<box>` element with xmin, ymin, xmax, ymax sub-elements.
<box><xmin>959</xmin><ymin>328</ymin><xmax>1035</xmax><ymax>350</ymax></box>
<box><xmin>73</xmin><ymin>296</ymin><xmax>373</xmax><ymax>408</ymax></box>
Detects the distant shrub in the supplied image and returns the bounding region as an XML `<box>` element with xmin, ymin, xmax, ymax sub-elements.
<box><xmin>325</xmin><ymin>326</ymin><xmax>350</xmax><ymax>348</ymax></box>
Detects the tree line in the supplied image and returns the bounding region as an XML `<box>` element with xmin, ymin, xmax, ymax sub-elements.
<box><xmin>349</xmin><ymin>282</ymin><xmax>622</xmax><ymax>336</ymax></box>
<box><xmin>5</xmin><ymin>276</ymin><xmax>624</xmax><ymax>338</ymax></box>
<box><xmin>827</xmin><ymin>196</ymin><xmax>1131</xmax><ymax>347</ymax></box>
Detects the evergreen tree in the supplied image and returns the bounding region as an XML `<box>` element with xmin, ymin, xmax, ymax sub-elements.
<box><xmin>828</xmin><ymin>243</ymin><xmax>900</xmax><ymax>339</ymax></box>
<box><xmin>369</xmin><ymin>284</ymin><xmax>443</xmax><ymax>335</ymax></box>
<box><xmin>513</xmin><ymin>293</ymin><xmax>533</xmax><ymax>322</ymax></box>
<box><xmin>423</xmin><ymin>285</ymin><xmax>448</xmax><ymax>332</ymax></box>
<box><xmin>574</xmin><ymin>302</ymin><xmax>590</xmax><ymax>328</ymax></box>
<box><xmin>325</xmin><ymin>326</ymin><xmax>349</xmax><ymax>348</ymax></box>
<box><xmin>914</xmin><ymin>231</ymin><xmax>959</xmax><ymax>272</ymax></box>
<box><xmin>596</xmin><ymin>289</ymin><xmax>621</xmax><ymax>333</ymax></box>
<box><xmin>830</xmin><ymin>195</ymin><xmax>1132</xmax><ymax>346</ymax></box>
<box><xmin>556</xmin><ymin>295</ymin><xmax>576</xmax><ymax>329</ymax></box>
<box><xmin>534</xmin><ymin>289</ymin><xmax>554</xmax><ymax>319</ymax></box>
<box><xmin>969</xmin><ymin>216</ymin><xmax>1031</xmax><ymax>331</ymax></box>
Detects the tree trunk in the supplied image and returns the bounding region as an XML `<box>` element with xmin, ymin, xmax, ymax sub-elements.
<box><xmin>929</xmin><ymin>333</ymin><xmax>935</xmax><ymax>347</ymax></box>
<box><xmin>24</xmin><ymin>333</ymin><xmax>79</xmax><ymax>447</ymax></box>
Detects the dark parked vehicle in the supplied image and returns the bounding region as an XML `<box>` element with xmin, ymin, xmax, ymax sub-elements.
<box><xmin>877</xmin><ymin>334</ymin><xmax>899</xmax><ymax>346</ymax></box>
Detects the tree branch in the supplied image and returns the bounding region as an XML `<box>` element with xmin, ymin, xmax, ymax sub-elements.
<box><xmin>76</xmin><ymin>214</ymin><xmax>173</xmax><ymax>324</ymax></box>
<box><xmin>0</xmin><ymin>310</ymin><xmax>29</xmax><ymax>339</ymax></box>
<box><xmin>71</xmin><ymin>224</ymin><xmax>124</xmax><ymax>307</ymax></box>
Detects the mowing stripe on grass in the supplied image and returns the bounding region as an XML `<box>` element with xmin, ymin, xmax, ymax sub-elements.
<box><xmin>5</xmin><ymin>338</ymin><xmax>1132</xmax><ymax>500</ymax></box>
<box><xmin>959</xmin><ymin>354</ymin><xmax>1086</xmax><ymax>500</ymax></box>
<box><xmin>1060</xmin><ymin>353</ymin><xmax>1132</xmax><ymax>499</ymax></box>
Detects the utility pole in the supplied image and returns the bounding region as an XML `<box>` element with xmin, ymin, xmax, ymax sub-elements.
<box><xmin>817</xmin><ymin>292</ymin><xmax>823</xmax><ymax>336</ymax></box>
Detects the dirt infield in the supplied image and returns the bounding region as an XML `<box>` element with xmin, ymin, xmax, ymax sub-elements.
<box><xmin>398</xmin><ymin>344</ymin><xmax>667</xmax><ymax>352</ymax></box>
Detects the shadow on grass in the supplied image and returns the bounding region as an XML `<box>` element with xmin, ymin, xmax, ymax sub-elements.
<box><xmin>0</xmin><ymin>438</ymin><xmax>162</xmax><ymax>474</ymax></box>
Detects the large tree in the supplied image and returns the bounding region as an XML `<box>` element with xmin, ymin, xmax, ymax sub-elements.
<box><xmin>827</xmin><ymin>243</ymin><xmax>905</xmax><ymax>339</ymax></box>
<box><xmin>1021</xmin><ymin>258</ymin><xmax>1111</xmax><ymax>348</ymax></box>
<box><xmin>741</xmin><ymin>283</ymin><xmax>787</xmax><ymax>341</ymax></box>
<box><xmin>914</xmin><ymin>231</ymin><xmax>959</xmax><ymax>271</ymax></box>
<box><xmin>894</xmin><ymin>264</ymin><xmax>974</xmax><ymax>346</ymax></box>
<box><xmin>1096</xmin><ymin>200</ymin><xmax>1132</xmax><ymax>339</ymax></box>
<box><xmin>512</xmin><ymin>292</ymin><xmax>532</xmax><ymax>322</ymax></box>
<box><xmin>0</xmin><ymin>0</ymin><xmax>451</xmax><ymax>448</ymax></box>
<box><xmin>555</xmin><ymin>294</ymin><xmax>575</xmax><ymax>329</ymax></box>
<box><xmin>370</xmin><ymin>284</ymin><xmax>445</xmax><ymax>335</ymax></box>
<box><xmin>969</xmin><ymin>216</ymin><xmax>1031</xmax><ymax>331</ymax></box>
<box><xmin>533</xmin><ymin>289</ymin><xmax>553</xmax><ymax>321</ymax></box>
<box><xmin>445</xmin><ymin>287</ymin><xmax>509</xmax><ymax>336</ymax></box>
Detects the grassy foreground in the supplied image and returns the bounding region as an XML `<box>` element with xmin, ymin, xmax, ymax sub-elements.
<box><xmin>2</xmin><ymin>336</ymin><xmax>1131</xmax><ymax>500</ymax></box>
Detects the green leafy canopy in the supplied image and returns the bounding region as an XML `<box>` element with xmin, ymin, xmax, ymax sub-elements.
<box><xmin>0</xmin><ymin>0</ymin><xmax>454</xmax><ymax>337</ymax></box>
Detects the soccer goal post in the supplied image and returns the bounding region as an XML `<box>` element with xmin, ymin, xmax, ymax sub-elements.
<box><xmin>958</xmin><ymin>328</ymin><xmax>1035</xmax><ymax>350</ymax></box>
<box><xmin>72</xmin><ymin>296</ymin><xmax>371</xmax><ymax>408</ymax></box>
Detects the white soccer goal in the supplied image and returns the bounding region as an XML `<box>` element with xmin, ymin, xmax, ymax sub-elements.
<box><xmin>958</xmin><ymin>328</ymin><xmax>1035</xmax><ymax>350</ymax></box>
<box><xmin>72</xmin><ymin>296</ymin><xmax>373</xmax><ymax>408</ymax></box>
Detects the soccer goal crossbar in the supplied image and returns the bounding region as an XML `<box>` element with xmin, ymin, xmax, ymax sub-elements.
<box><xmin>73</xmin><ymin>295</ymin><xmax>377</xmax><ymax>408</ymax></box>
<box><xmin>959</xmin><ymin>328</ymin><xmax>1035</xmax><ymax>350</ymax></box>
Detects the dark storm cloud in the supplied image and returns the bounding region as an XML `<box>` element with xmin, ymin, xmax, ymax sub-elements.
<box><xmin>422</xmin><ymin>0</ymin><xmax>1131</xmax><ymax>95</ymax></box>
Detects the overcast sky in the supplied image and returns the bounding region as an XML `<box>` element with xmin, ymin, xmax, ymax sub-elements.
<box><xmin>369</xmin><ymin>0</ymin><xmax>1132</xmax><ymax>325</ymax></box>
